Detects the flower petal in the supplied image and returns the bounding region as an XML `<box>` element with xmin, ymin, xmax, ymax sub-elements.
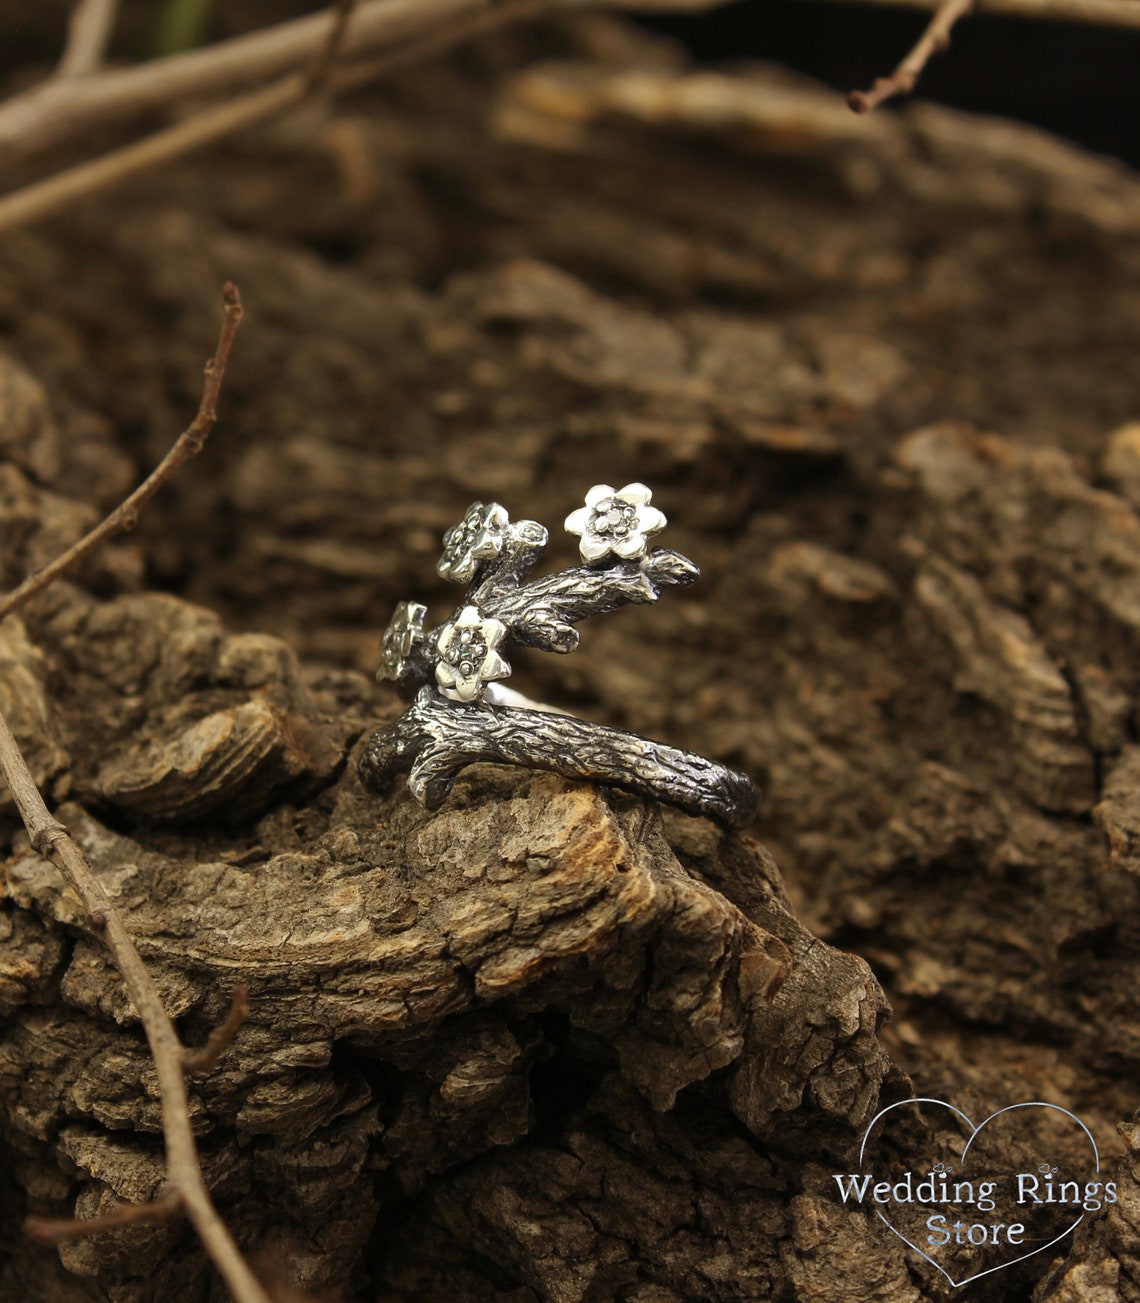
<box><xmin>634</xmin><ymin>505</ymin><xmax>666</xmax><ymax>536</ymax></box>
<box><xmin>470</xmin><ymin>532</ymin><xmax>502</xmax><ymax>560</ymax></box>
<box><xmin>456</xmin><ymin>605</ymin><xmax>482</xmax><ymax>626</ymax></box>
<box><xmin>579</xmin><ymin>534</ymin><xmax>612</xmax><ymax>561</ymax></box>
<box><xmin>564</xmin><ymin>507</ymin><xmax>590</xmax><ymax>535</ymax></box>
<box><xmin>481</xmin><ymin>619</ymin><xmax>507</xmax><ymax>649</ymax></box>
<box><xmin>435</xmin><ymin>662</ymin><xmax>459</xmax><ymax>688</ymax></box>
<box><xmin>584</xmin><ymin>484</ymin><xmax>615</xmax><ymax>508</ymax></box>
<box><xmin>613</xmin><ymin>533</ymin><xmax>646</xmax><ymax>559</ymax></box>
<box><xmin>454</xmin><ymin>676</ymin><xmax>481</xmax><ymax>702</ymax></box>
<box><xmin>438</xmin><ymin>554</ymin><xmax>475</xmax><ymax>583</ymax></box>
<box><xmin>480</xmin><ymin>651</ymin><xmax>511</xmax><ymax>681</ymax></box>
<box><xmin>616</xmin><ymin>482</ymin><xmax>652</xmax><ymax>506</ymax></box>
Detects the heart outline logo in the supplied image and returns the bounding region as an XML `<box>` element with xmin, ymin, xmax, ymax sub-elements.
<box><xmin>857</xmin><ymin>1098</ymin><xmax>1100</xmax><ymax>1288</ymax></box>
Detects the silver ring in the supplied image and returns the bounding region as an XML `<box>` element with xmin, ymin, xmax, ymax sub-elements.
<box><xmin>360</xmin><ymin>485</ymin><xmax>758</xmax><ymax>829</ymax></box>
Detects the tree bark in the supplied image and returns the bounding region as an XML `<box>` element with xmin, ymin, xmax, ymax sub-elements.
<box><xmin>2</xmin><ymin>14</ymin><xmax>1140</xmax><ymax>1302</ymax></box>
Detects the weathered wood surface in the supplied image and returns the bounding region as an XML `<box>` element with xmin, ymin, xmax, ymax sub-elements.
<box><xmin>360</xmin><ymin>686</ymin><xmax>759</xmax><ymax>825</ymax></box>
<box><xmin>1</xmin><ymin>13</ymin><xmax>1140</xmax><ymax>1301</ymax></box>
<box><xmin>2</xmin><ymin>667</ymin><xmax>875</xmax><ymax>1298</ymax></box>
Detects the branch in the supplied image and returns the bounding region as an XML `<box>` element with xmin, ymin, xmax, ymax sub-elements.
<box><xmin>360</xmin><ymin>687</ymin><xmax>759</xmax><ymax>827</ymax></box>
<box><xmin>24</xmin><ymin>1195</ymin><xmax>182</xmax><ymax>1244</ymax></box>
<box><xmin>848</xmin><ymin>0</ymin><xmax>974</xmax><ymax>113</ymax></box>
<box><xmin>0</xmin><ymin>0</ymin><xmax>831</xmax><ymax>165</ymax></box>
<box><xmin>4</xmin><ymin>0</ymin><xmax>1135</xmax><ymax>232</ymax></box>
<box><xmin>0</xmin><ymin>1</ymin><xmax>360</xmax><ymax>236</ymax></box>
<box><xmin>183</xmin><ymin>986</ymin><xmax>250</xmax><ymax>1075</ymax></box>
<box><xmin>0</xmin><ymin>0</ymin><xmax>540</xmax><ymax>238</ymax></box>
<box><xmin>0</xmin><ymin>711</ymin><xmax>271</xmax><ymax>1303</ymax></box>
<box><xmin>0</xmin><ymin>285</ymin><xmax>271</xmax><ymax>1298</ymax></box>
<box><xmin>0</xmin><ymin>0</ymin><xmax>1138</xmax><ymax>168</ymax></box>
<box><xmin>821</xmin><ymin>0</ymin><xmax>1140</xmax><ymax>18</ymax></box>
<box><xmin>0</xmin><ymin>283</ymin><xmax>243</xmax><ymax>623</ymax></box>
<box><xmin>305</xmin><ymin>0</ymin><xmax>359</xmax><ymax>94</ymax></box>
<box><xmin>0</xmin><ymin>81</ymin><xmax>305</xmax><ymax>239</ymax></box>
<box><xmin>58</xmin><ymin>0</ymin><xmax>120</xmax><ymax>79</ymax></box>
<box><xmin>395</xmin><ymin>523</ymin><xmax>698</xmax><ymax>691</ymax></box>
<box><xmin>0</xmin><ymin>0</ymin><xmax>482</xmax><ymax>160</ymax></box>
<box><xmin>480</xmin><ymin>549</ymin><xmax>700</xmax><ymax>654</ymax></box>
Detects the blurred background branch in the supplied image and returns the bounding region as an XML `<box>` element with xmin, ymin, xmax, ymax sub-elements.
<box><xmin>3</xmin><ymin>0</ymin><xmax>1140</xmax><ymax>165</ymax></box>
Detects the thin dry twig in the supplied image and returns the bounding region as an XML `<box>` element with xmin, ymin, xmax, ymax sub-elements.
<box><xmin>0</xmin><ymin>0</ymin><xmax>852</xmax><ymax>164</ymax></box>
<box><xmin>0</xmin><ymin>286</ymin><xmax>268</xmax><ymax>1302</ymax></box>
<box><xmin>0</xmin><ymin>0</ymin><xmax>479</xmax><ymax>159</ymax></box>
<box><xmin>0</xmin><ymin>0</ymin><xmax>546</xmax><ymax>238</ymax></box>
<box><xmin>58</xmin><ymin>0</ymin><xmax>120</xmax><ymax>79</ymax></box>
<box><xmin>0</xmin><ymin>710</ymin><xmax>271</xmax><ymax>1303</ymax></box>
<box><xmin>0</xmin><ymin>0</ymin><xmax>356</xmax><ymax>238</ymax></box>
<box><xmin>0</xmin><ymin>78</ymin><xmax>304</xmax><ymax>238</ymax></box>
<box><xmin>3</xmin><ymin>0</ymin><xmax>1137</xmax><ymax>230</ymax></box>
<box><xmin>24</xmin><ymin>1196</ymin><xmax>183</xmax><ymax>1244</ymax></box>
<box><xmin>0</xmin><ymin>284</ymin><xmax>243</xmax><ymax>622</ymax></box>
<box><xmin>823</xmin><ymin>0</ymin><xmax>1139</xmax><ymax>17</ymax></box>
<box><xmin>326</xmin><ymin>0</ymin><xmax>546</xmax><ymax>95</ymax></box>
<box><xmin>305</xmin><ymin>0</ymin><xmax>360</xmax><ymax>94</ymax></box>
<box><xmin>3</xmin><ymin>0</ymin><xmax>1140</xmax><ymax>165</ymax></box>
<box><xmin>184</xmin><ymin>986</ymin><xmax>251</xmax><ymax>1075</ymax></box>
<box><xmin>848</xmin><ymin>0</ymin><xmax>974</xmax><ymax>112</ymax></box>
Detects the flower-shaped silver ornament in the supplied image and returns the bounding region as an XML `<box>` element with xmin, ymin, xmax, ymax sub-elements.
<box><xmin>565</xmin><ymin>483</ymin><xmax>666</xmax><ymax>563</ymax></box>
<box><xmin>435</xmin><ymin>605</ymin><xmax>511</xmax><ymax>702</ymax></box>
<box><xmin>378</xmin><ymin>600</ymin><xmax>427</xmax><ymax>682</ymax></box>
<box><xmin>438</xmin><ymin>502</ymin><xmax>509</xmax><ymax>583</ymax></box>
<box><xmin>361</xmin><ymin>484</ymin><xmax>759</xmax><ymax>829</ymax></box>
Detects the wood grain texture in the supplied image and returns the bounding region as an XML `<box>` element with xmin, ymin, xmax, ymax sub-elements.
<box><xmin>1</xmin><ymin>18</ymin><xmax>1140</xmax><ymax>1301</ymax></box>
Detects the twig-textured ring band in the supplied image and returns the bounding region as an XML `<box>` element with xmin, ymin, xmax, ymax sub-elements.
<box><xmin>359</xmin><ymin>484</ymin><xmax>759</xmax><ymax>829</ymax></box>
